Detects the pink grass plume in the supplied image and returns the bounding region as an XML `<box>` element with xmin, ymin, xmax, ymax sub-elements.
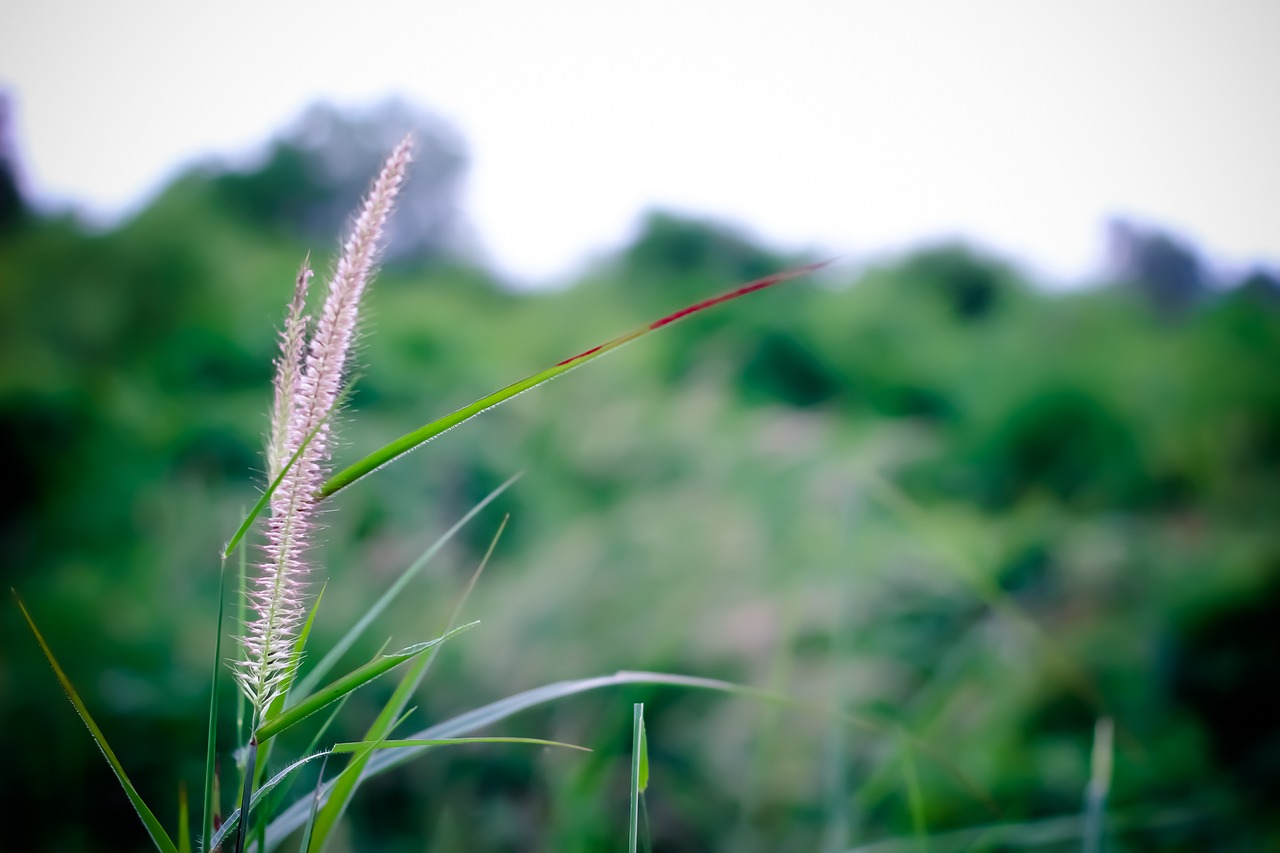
<box><xmin>235</xmin><ymin>136</ymin><xmax>413</xmax><ymax>715</ymax></box>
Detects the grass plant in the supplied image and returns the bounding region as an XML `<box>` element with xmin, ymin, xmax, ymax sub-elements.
<box><xmin>13</xmin><ymin>137</ymin><xmax>853</xmax><ymax>851</ymax></box>
<box><xmin>13</xmin><ymin>136</ymin><xmax>1164</xmax><ymax>851</ymax></box>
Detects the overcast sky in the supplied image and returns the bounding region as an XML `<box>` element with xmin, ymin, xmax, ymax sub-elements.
<box><xmin>2</xmin><ymin>0</ymin><xmax>1277</xmax><ymax>286</ymax></box>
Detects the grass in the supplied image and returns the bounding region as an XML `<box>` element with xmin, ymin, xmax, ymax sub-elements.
<box><xmin>13</xmin><ymin>136</ymin><xmax>1209</xmax><ymax>850</ymax></box>
<box><xmin>14</xmin><ymin>138</ymin><xmax>890</xmax><ymax>851</ymax></box>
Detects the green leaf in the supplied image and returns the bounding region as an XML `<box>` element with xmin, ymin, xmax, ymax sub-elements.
<box><xmin>629</xmin><ymin>703</ymin><xmax>645</xmax><ymax>853</ymax></box>
<box><xmin>258</xmin><ymin>690</ymin><xmax>354</xmax><ymax>830</ymax></box>
<box><xmin>330</xmin><ymin>736</ymin><xmax>590</xmax><ymax>754</ymax></box>
<box><xmin>254</xmin><ymin>622</ymin><xmax>478</xmax><ymax>743</ymax></box>
<box><xmin>319</xmin><ymin>262</ymin><xmax>829</xmax><ymax>499</ymax></box>
<box><xmin>260</xmin><ymin>668</ymin><xmax>985</xmax><ymax>849</ymax></box>
<box><xmin>206</xmin><ymin>750</ymin><xmax>332</xmax><ymax>853</ymax></box>
<box><xmin>638</xmin><ymin>712</ymin><xmax>649</xmax><ymax>793</ymax></box>
<box><xmin>303</xmin><ymin>517</ymin><xmax>509</xmax><ymax>852</ymax></box>
<box><xmin>289</xmin><ymin>474</ymin><xmax>519</xmax><ymax>704</ymax></box>
<box><xmin>13</xmin><ymin>591</ymin><xmax>178</xmax><ymax>853</ymax></box>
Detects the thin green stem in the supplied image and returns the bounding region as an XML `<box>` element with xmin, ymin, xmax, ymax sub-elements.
<box><xmin>234</xmin><ymin>738</ymin><xmax>258</xmax><ymax>853</ymax></box>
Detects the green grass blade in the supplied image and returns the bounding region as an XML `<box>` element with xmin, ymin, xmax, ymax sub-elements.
<box><xmin>13</xmin><ymin>591</ymin><xmax>178</xmax><ymax>853</ymax></box>
<box><xmin>254</xmin><ymin>622</ymin><xmax>478</xmax><ymax>743</ymax></box>
<box><xmin>202</xmin><ymin>555</ymin><xmax>230</xmax><ymax>851</ymax></box>
<box><xmin>302</xmin><ymin>710</ymin><xmax>413</xmax><ymax>853</ymax></box>
<box><xmin>296</xmin><ymin>754</ymin><xmax>329</xmax><ymax>853</ymax></box>
<box><xmin>330</xmin><ymin>736</ymin><xmax>590</xmax><ymax>754</ymax></box>
<box><xmin>638</xmin><ymin>709</ymin><xmax>649</xmax><ymax>793</ymax></box>
<box><xmin>233</xmin><ymin>740</ymin><xmax>256</xmax><ymax>853</ymax></box>
<box><xmin>629</xmin><ymin>703</ymin><xmax>645</xmax><ymax>853</ymax></box>
<box><xmin>206</xmin><ymin>751</ymin><xmax>332</xmax><ymax>853</ymax></box>
<box><xmin>289</xmin><ymin>474</ymin><xmax>519</xmax><ymax>704</ymax></box>
<box><xmin>303</xmin><ymin>517</ymin><xmax>509</xmax><ymax>852</ymax></box>
<box><xmin>319</xmin><ymin>262</ymin><xmax>829</xmax><ymax>499</ymax></box>
<box><xmin>259</xmin><ymin>691</ymin><xmax>354</xmax><ymax>831</ymax></box>
<box><xmin>261</xmin><ymin>668</ymin><xmax>987</xmax><ymax>849</ymax></box>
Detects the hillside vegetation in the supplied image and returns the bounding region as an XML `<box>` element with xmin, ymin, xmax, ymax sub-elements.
<box><xmin>2</xmin><ymin>111</ymin><xmax>1277</xmax><ymax>851</ymax></box>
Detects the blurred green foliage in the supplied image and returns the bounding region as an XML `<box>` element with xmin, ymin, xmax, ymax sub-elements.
<box><xmin>1</xmin><ymin>109</ymin><xmax>1278</xmax><ymax>851</ymax></box>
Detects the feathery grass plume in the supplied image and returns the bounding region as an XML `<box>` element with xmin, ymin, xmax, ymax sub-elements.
<box><xmin>234</xmin><ymin>136</ymin><xmax>413</xmax><ymax>716</ymax></box>
<box><xmin>267</xmin><ymin>258</ymin><xmax>313</xmax><ymax>482</ymax></box>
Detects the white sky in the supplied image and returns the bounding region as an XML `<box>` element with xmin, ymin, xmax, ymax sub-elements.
<box><xmin>2</xmin><ymin>0</ymin><xmax>1277</xmax><ymax>286</ymax></box>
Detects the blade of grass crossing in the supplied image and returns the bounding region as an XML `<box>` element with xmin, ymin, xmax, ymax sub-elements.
<box><xmin>206</xmin><ymin>751</ymin><xmax>333</xmax><ymax>853</ymax></box>
<box><xmin>233</xmin><ymin>740</ymin><xmax>256</xmax><ymax>853</ymax></box>
<box><xmin>260</xmin><ymin>691</ymin><xmax>354</xmax><ymax>829</ymax></box>
<box><xmin>13</xmin><ymin>592</ymin><xmax>178</xmax><ymax>853</ymax></box>
<box><xmin>320</xmin><ymin>262</ymin><xmax>830</xmax><ymax>499</ymax></box>
<box><xmin>297</xmin><ymin>754</ymin><xmax>330</xmax><ymax>853</ymax></box>
<box><xmin>330</xmin><ymin>737</ymin><xmax>591</xmax><ymax>754</ymax></box>
<box><xmin>254</xmin><ymin>622</ymin><xmax>478</xmax><ymax>743</ymax></box>
<box><xmin>290</xmin><ymin>476</ymin><xmax>519</xmax><ymax>704</ymax></box>
<box><xmin>304</xmin><ymin>519</ymin><xmax>509</xmax><ymax>850</ymax></box>
<box><xmin>261</xmin><ymin>669</ymin><xmax>991</xmax><ymax>849</ymax></box>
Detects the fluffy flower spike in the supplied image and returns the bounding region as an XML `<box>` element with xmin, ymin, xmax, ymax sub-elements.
<box><xmin>235</xmin><ymin>136</ymin><xmax>413</xmax><ymax>714</ymax></box>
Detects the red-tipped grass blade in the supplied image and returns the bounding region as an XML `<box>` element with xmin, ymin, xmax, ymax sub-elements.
<box><xmin>320</xmin><ymin>260</ymin><xmax>831</xmax><ymax>498</ymax></box>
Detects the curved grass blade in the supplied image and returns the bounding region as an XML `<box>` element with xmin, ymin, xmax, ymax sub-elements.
<box><xmin>296</xmin><ymin>754</ymin><xmax>330</xmax><ymax>853</ymax></box>
<box><xmin>304</xmin><ymin>516</ymin><xmax>508</xmax><ymax>852</ymax></box>
<box><xmin>261</xmin><ymin>668</ymin><xmax>987</xmax><ymax>849</ymax></box>
<box><xmin>207</xmin><ymin>751</ymin><xmax>332</xmax><ymax>853</ymax></box>
<box><xmin>259</xmin><ymin>691</ymin><xmax>354</xmax><ymax>832</ymax></box>
<box><xmin>319</xmin><ymin>261</ymin><xmax>831</xmax><ymax>499</ymax></box>
<box><xmin>13</xmin><ymin>591</ymin><xmax>178</xmax><ymax>853</ymax></box>
<box><xmin>254</xmin><ymin>622</ymin><xmax>478</xmax><ymax>743</ymax></box>
<box><xmin>331</xmin><ymin>736</ymin><xmax>590</xmax><ymax>754</ymax></box>
<box><xmin>289</xmin><ymin>474</ymin><xmax>519</xmax><ymax>705</ymax></box>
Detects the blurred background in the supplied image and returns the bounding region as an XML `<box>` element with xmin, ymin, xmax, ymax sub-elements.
<box><xmin>2</xmin><ymin>2</ymin><xmax>1278</xmax><ymax>850</ymax></box>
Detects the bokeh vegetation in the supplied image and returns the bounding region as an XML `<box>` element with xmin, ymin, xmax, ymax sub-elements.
<box><xmin>2</xmin><ymin>103</ymin><xmax>1277</xmax><ymax>851</ymax></box>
